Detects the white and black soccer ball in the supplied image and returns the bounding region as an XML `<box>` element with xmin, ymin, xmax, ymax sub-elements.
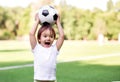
<box><xmin>38</xmin><ymin>5</ymin><xmax>58</xmax><ymax>25</ymax></box>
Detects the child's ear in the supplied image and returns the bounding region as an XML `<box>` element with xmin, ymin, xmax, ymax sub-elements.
<box><xmin>38</xmin><ymin>39</ymin><xmax>41</xmax><ymax>43</ymax></box>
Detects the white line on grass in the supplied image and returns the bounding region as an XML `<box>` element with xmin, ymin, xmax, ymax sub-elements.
<box><xmin>0</xmin><ymin>64</ymin><xmax>33</xmax><ymax>71</ymax></box>
<box><xmin>59</xmin><ymin>53</ymin><xmax>120</xmax><ymax>63</ymax></box>
<box><xmin>0</xmin><ymin>53</ymin><xmax>120</xmax><ymax>71</ymax></box>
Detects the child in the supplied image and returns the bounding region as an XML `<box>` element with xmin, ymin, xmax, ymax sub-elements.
<box><xmin>29</xmin><ymin>13</ymin><xmax>64</xmax><ymax>82</ymax></box>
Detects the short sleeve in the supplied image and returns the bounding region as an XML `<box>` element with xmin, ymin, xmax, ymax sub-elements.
<box><xmin>32</xmin><ymin>43</ymin><xmax>39</xmax><ymax>53</ymax></box>
<box><xmin>54</xmin><ymin>44</ymin><xmax>59</xmax><ymax>55</ymax></box>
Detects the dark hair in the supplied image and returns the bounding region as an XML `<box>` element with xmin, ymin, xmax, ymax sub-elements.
<box><xmin>37</xmin><ymin>25</ymin><xmax>56</xmax><ymax>43</ymax></box>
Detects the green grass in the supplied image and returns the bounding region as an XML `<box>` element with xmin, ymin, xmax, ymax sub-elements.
<box><xmin>0</xmin><ymin>67</ymin><xmax>33</xmax><ymax>82</ymax></box>
<box><xmin>57</xmin><ymin>55</ymin><xmax>120</xmax><ymax>82</ymax></box>
<box><xmin>0</xmin><ymin>57</ymin><xmax>120</xmax><ymax>82</ymax></box>
<box><xmin>57</xmin><ymin>60</ymin><xmax>120</xmax><ymax>82</ymax></box>
<box><xmin>0</xmin><ymin>40</ymin><xmax>120</xmax><ymax>67</ymax></box>
<box><xmin>58</xmin><ymin>41</ymin><xmax>120</xmax><ymax>61</ymax></box>
<box><xmin>0</xmin><ymin>50</ymin><xmax>33</xmax><ymax>67</ymax></box>
<box><xmin>0</xmin><ymin>40</ymin><xmax>33</xmax><ymax>67</ymax></box>
<box><xmin>0</xmin><ymin>40</ymin><xmax>120</xmax><ymax>82</ymax></box>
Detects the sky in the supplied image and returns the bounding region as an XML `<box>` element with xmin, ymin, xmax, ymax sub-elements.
<box><xmin>0</xmin><ymin>0</ymin><xmax>118</xmax><ymax>10</ymax></box>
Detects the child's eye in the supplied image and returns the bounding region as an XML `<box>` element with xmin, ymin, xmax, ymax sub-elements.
<box><xmin>50</xmin><ymin>35</ymin><xmax>54</xmax><ymax>38</ymax></box>
<box><xmin>44</xmin><ymin>35</ymin><xmax>47</xmax><ymax>37</ymax></box>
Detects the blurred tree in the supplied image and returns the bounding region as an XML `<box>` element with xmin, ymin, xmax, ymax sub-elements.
<box><xmin>115</xmin><ymin>0</ymin><xmax>120</xmax><ymax>11</ymax></box>
<box><xmin>59</xmin><ymin>0</ymin><xmax>67</xmax><ymax>6</ymax></box>
<box><xmin>93</xmin><ymin>13</ymin><xmax>107</xmax><ymax>37</ymax></box>
<box><xmin>0</xmin><ymin>7</ymin><xmax>7</xmax><ymax>29</ymax></box>
<box><xmin>18</xmin><ymin>7</ymin><xmax>31</xmax><ymax>36</ymax></box>
<box><xmin>31</xmin><ymin>0</ymin><xmax>54</xmax><ymax>11</ymax></box>
<box><xmin>107</xmin><ymin>0</ymin><xmax>114</xmax><ymax>11</ymax></box>
<box><xmin>0</xmin><ymin>1</ymin><xmax>120</xmax><ymax>40</ymax></box>
<box><xmin>103</xmin><ymin>11</ymin><xmax>120</xmax><ymax>40</ymax></box>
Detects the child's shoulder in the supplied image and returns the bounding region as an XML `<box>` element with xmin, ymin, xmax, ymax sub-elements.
<box><xmin>32</xmin><ymin>43</ymin><xmax>42</xmax><ymax>52</ymax></box>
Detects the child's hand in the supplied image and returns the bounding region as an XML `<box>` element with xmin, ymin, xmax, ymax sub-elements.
<box><xmin>55</xmin><ymin>15</ymin><xmax>61</xmax><ymax>25</ymax></box>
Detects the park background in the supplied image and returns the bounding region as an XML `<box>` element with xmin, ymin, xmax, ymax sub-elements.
<box><xmin>0</xmin><ymin>0</ymin><xmax>120</xmax><ymax>82</ymax></box>
<box><xmin>0</xmin><ymin>0</ymin><xmax>120</xmax><ymax>41</ymax></box>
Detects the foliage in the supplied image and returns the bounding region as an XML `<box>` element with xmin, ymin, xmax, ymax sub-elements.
<box><xmin>58</xmin><ymin>1</ymin><xmax>120</xmax><ymax>40</ymax></box>
<box><xmin>18</xmin><ymin>7</ymin><xmax>31</xmax><ymax>36</ymax></box>
<box><xmin>0</xmin><ymin>6</ymin><xmax>31</xmax><ymax>39</ymax></box>
<box><xmin>0</xmin><ymin>0</ymin><xmax>120</xmax><ymax>40</ymax></box>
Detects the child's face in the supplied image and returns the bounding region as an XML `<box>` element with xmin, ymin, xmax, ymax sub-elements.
<box><xmin>39</xmin><ymin>29</ymin><xmax>55</xmax><ymax>48</ymax></box>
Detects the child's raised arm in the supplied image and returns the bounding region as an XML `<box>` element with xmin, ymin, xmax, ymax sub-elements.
<box><xmin>29</xmin><ymin>13</ymin><xmax>40</xmax><ymax>49</ymax></box>
<box><xmin>56</xmin><ymin>15</ymin><xmax>64</xmax><ymax>51</ymax></box>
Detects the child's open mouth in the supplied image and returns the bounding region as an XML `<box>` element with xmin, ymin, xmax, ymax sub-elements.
<box><xmin>44</xmin><ymin>42</ymin><xmax>51</xmax><ymax>47</ymax></box>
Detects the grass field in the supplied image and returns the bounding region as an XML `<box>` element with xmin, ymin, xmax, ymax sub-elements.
<box><xmin>0</xmin><ymin>40</ymin><xmax>120</xmax><ymax>82</ymax></box>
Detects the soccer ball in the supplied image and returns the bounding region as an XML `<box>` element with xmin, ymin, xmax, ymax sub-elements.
<box><xmin>38</xmin><ymin>5</ymin><xmax>58</xmax><ymax>25</ymax></box>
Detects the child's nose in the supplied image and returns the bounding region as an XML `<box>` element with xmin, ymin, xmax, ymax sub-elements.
<box><xmin>47</xmin><ymin>36</ymin><xmax>50</xmax><ymax>40</ymax></box>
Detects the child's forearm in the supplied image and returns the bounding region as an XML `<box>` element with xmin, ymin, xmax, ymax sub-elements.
<box><xmin>56</xmin><ymin>21</ymin><xmax>64</xmax><ymax>50</ymax></box>
<box><xmin>29</xmin><ymin>20</ymin><xmax>39</xmax><ymax>35</ymax></box>
<box><xmin>57</xmin><ymin>22</ymin><xmax>64</xmax><ymax>38</ymax></box>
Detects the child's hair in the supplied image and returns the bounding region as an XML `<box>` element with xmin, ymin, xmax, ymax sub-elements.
<box><xmin>37</xmin><ymin>25</ymin><xmax>56</xmax><ymax>43</ymax></box>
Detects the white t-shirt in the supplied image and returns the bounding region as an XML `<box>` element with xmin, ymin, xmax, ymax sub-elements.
<box><xmin>32</xmin><ymin>43</ymin><xmax>59</xmax><ymax>80</ymax></box>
